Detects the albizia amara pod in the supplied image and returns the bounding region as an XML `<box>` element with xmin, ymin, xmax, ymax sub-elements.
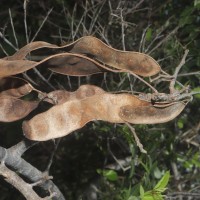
<box><xmin>22</xmin><ymin>85</ymin><xmax>186</xmax><ymax>141</ymax></box>
<box><xmin>0</xmin><ymin>77</ymin><xmax>38</xmax><ymax>122</ymax></box>
<box><xmin>0</xmin><ymin>96</ymin><xmax>38</xmax><ymax>122</ymax></box>
<box><xmin>43</xmin><ymin>84</ymin><xmax>105</xmax><ymax>105</ymax></box>
<box><xmin>0</xmin><ymin>77</ymin><xmax>33</xmax><ymax>97</ymax></box>
<box><xmin>2</xmin><ymin>36</ymin><xmax>161</xmax><ymax>77</ymax></box>
<box><xmin>0</xmin><ymin>53</ymin><xmax>104</xmax><ymax>78</ymax></box>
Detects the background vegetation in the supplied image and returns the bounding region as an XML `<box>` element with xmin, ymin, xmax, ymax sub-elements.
<box><xmin>0</xmin><ymin>0</ymin><xmax>200</xmax><ymax>199</ymax></box>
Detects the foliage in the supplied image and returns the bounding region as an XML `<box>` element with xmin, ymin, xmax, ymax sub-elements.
<box><xmin>0</xmin><ymin>0</ymin><xmax>200</xmax><ymax>199</ymax></box>
<box><xmin>140</xmin><ymin>171</ymin><xmax>170</xmax><ymax>200</ymax></box>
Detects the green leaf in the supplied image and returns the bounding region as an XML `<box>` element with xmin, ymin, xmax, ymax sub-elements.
<box><xmin>179</xmin><ymin>7</ymin><xmax>194</xmax><ymax>27</ymax></box>
<box><xmin>145</xmin><ymin>28</ymin><xmax>152</xmax><ymax>41</ymax></box>
<box><xmin>143</xmin><ymin>197</ymin><xmax>154</xmax><ymax>200</ymax></box>
<box><xmin>128</xmin><ymin>196</ymin><xmax>139</xmax><ymax>200</ymax></box>
<box><xmin>194</xmin><ymin>0</ymin><xmax>200</xmax><ymax>6</ymax></box>
<box><xmin>143</xmin><ymin>195</ymin><xmax>155</xmax><ymax>200</ymax></box>
<box><xmin>140</xmin><ymin>185</ymin><xmax>145</xmax><ymax>198</ymax></box>
<box><xmin>154</xmin><ymin>167</ymin><xmax>162</xmax><ymax>179</ymax></box>
<box><xmin>177</xmin><ymin>119</ymin><xmax>184</xmax><ymax>129</ymax></box>
<box><xmin>98</xmin><ymin>169</ymin><xmax>118</xmax><ymax>181</ymax></box>
<box><xmin>196</xmin><ymin>56</ymin><xmax>200</xmax><ymax>67</ymax></box>
<box><xmin>140</xmin><ymin>161</ymin><xmax>150</xmax><ymax>173</ymax></box>
<box><xmin>140</xmin><ymin>172</ymin><xmax>169</xmax><ymax>200</ymax></box>
<box><xmin>191</xmin><ymin>152</ymin><xmax>200</xmax><ymax>168</ymax></box>
<box><xmin>154</xmin><ymin>171</ymin><xmax>170</xmax><ymax>190</ymax></box>
<box><xmin>180</xmin><ymin>7</ymin><xmax>194</xmax><ymax>17</ymax></box>
<box><xmin>179</xmin><ymin>16</ymin><xmax>194</xmax><ymax>26</ymax></box>
<box><xmin>192</xmin><ymin>87</ymin><xmax>200</xmax><ymax>99</ymax></box>
<box><xmin>143</xmin><ymin>191</ymin><xmax>164</xmax><ymax>200</ymax></box>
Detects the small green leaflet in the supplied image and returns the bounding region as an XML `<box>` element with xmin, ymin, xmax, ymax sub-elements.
<box><xmin>145</xmin><ymin>28</ymin><xmax>152</xmax><ymax>41</ymax></box>
<box><xmin>140</xmin><ymin>171</ymin><xmax>170</xmax><ymax>200</ymax></box>
<box><xmin>194</xmin><ymin>0</ymin><xmax>200</xmax><ymax>6</ymax></box>
<box><xmin>154</xmin><ymin>171</ymin><xmax>170</xmax><ymax>192</ymax></box>
<box><xmin>97</xmin><ymin>169</ymin><xmax>118</xmax><ymax>181</ymax></box>
<box><xmin>192</xmin><ymin>87</ymin><xmax>200</xmax><ymax>99</ymax></box>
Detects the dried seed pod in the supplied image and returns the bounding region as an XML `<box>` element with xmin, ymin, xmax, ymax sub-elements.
<box><xmin>1</xmin><ymin>36</ymin><xmax>161</xmax><ymax>77</ymax></box>
<box><xmin>44</xmin><ymin>85</ymin><xmax>105</xmax><ymax>104</ymax></box>
<box><xmin>63</xmin><ymin>36</ymin><xmax>161</xmax><ymax>77</ymax></box>
<box><xmin>0</xmin><ymin>77</ymin><xmax>33</xmax><ymax>98</ymax></box>
<box><xmin>0</xmin><ymin>97</ymin><xmax>38</xmax><ymax>122</ymax></box>
<box><xmin>119</xmin><ymin>102</ymin><xmax>186</xmax><ymax>124</ymax></box>
<box><xmin>23</xmin><ymin>86</ymin><xmax>186</xmax><ymax>141</ymax></box>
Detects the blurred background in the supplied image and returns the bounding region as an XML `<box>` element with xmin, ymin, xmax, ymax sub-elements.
<box><xmin>0</xmin><ymin>0</ymin><xmax>200</xmax><ymax>199</ymax></box>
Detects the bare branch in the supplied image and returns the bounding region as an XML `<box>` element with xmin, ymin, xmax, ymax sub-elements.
<box><xmin>0</xmin><ymin>162</ymin><xmax>44</xmax><ymax>200</ymax></box>
<box><xmin>0</xmin><ymin>142</ymin><xmax>65</xmax><ymax>200</ymax></box>
<box><xmin>167</xmin><ymin>192</ymin><xmax>200</xmax><ymax>198</ymax></box>
<box><xmin>45</xmin><ymin>138</ymin><xmax>61</xmax><ymax>173</ymax></box>
<box><xmin>170</xmin><ymin>49</ymin><xmax>189</xmax><ymax>93</ymax></box>
<box><xmin>120</xmin><ymin>8</ymin><xmax>126</xmax><ymax>51</ymax></box>
<box><xmin>139</xmin><ymin>24</ymin><xmax>151</xmax><ymax>52</ymax></box>
<box><xmin>131</xmin><ymin>73</ymin><xmax>158</xmax><ymax>93</ymax></box>
<box><xmin>23</xmin><ymin>0</ymin><xmax>29</xmax><ymax>44</ymax></box>
<box><xmin>8</xmin><ymin>139</ymin><xmax>38</xmax><ymax>156</ymax></box>
<box><xmin>0</xmin><ymin>43</ymin><xmax>9</xmax><ymax>56</ymax></box>
<box><xmin>31</xmin><ymin>8</ymin><xmax>53</xmax><ymax>42</ymax></box>
<box><xmin>148</xmin><ymin>26</ymin><xmax>179</xmax><ymax>55</ymax></box>
<box><xmin>107</xmin><ymin>139</ymin><xmax>131</xmax><ymax>172</ymax></box>
<box><xmin>9</xmin><ymin>8</ymin><xmax>19</xmax><ymax>48</ymax></box>
<box><xmin>126</xmin><ymin>123</ymin><xmax>147</xmax><ymax>154</ymax></box>
<box><xmin>178</xmin><ymin>71</ymin><xmax>200</xmax><ymax>77</ymax></box>
<box><xmin>0</xmin><ymin>31</ymin><xmax>18</xmax><ymax>51</ymax></box>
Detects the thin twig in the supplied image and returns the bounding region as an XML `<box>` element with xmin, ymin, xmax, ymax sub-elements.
<box><xmin>31</xmin><ymin>8</ymin><xmax>53</xmax><ymax>42</ymax></box>
<box><xmin>23</xmin><ymin>72</ymin><xmax>39</xmax><ymax>86</ymax></box>
<box><xmin>0</xmin><ymin>44</ymin><xmax>9</xmax><ymax>56</ymax></box>
<box><xmin>71</xmin><ymin>3</ymin><xmax>77</xmax><ymax>40</ymax></box>
<box><xmin>105</xmin><ymin>156</ymin><xmax>132</xmax><ymax>171</ymax></box>
<box><xmin>45</xmin><ymin>139</ymin><xmax>61</xmax><ymax>173</ymax></box>
<box><xmin>178</xmin><ymin>71</ymin><xmax>200</xmax><ymax>77</ymax></box>
<box><xmin>145</xmin><ymin>16</ymin><xmax>175</xmax><ymax>53</ymax></box>
<box><xmin>71</xmin><ymin>6</ymin><xmax>85</xmax><ymax>39</ymax></box>
<box><xmin>9</xmin><ymin>8</ymin><xmax>19</xmax><ymax>48</ymax></box>
<box><xmin>170</xmin><ymin>49</ymin><xmax>189</xmax><ymax>93</ymax></box>
<box><xmin>120</xmin><ymin>8</ymin><xmax>126</xmax><ymax>51</ymax></box>
<box><xmin>148</xmin><ymin>26</ymin><xmax>179</xmax><ymax>55</ymax></box>
<box><xmin>33</xmin><ymin>68</ymin><xmax>56</xmax><ymax>90</ymax></box>
<box><xmin>88</xmin><ymin>0</ymin><xmax>106</xmax><ymax>34</ymax></box>
<box><xmin>107</xmin><ymin>139</ymin><xmax>131</xmax><ymax>172</ymax></box>
<box><xmin>23</xmin><ymin>0</ymin><xmax>29</xmax><ymax>44</ymax></box>
<box><xmin>0</xmin><ymin>31</ymin><xmax>18</xmax><ymax>51</ymax></box>
<box><xmin>125</xmin><ymin>123</ymin><xmax>147</xmax><ymax>154</ymax></box>
<box><xmin>131</xmin><ymin>73</ymin><xmax>158</xmax><ymax>93</ymax></box>
<box><xmin>167</xmin><ymin>192</ymin><xmax>200</xmax><ymax>197</ymax></box>
<box><xmin>150</xmin><ymin>69</ymin><xmax>185</xmax><ymax>89</ymax></box>
<box><xmin>139</xmin><ymin>24</ymin><xmax>151</xmax><ymax>52</ymax></box>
